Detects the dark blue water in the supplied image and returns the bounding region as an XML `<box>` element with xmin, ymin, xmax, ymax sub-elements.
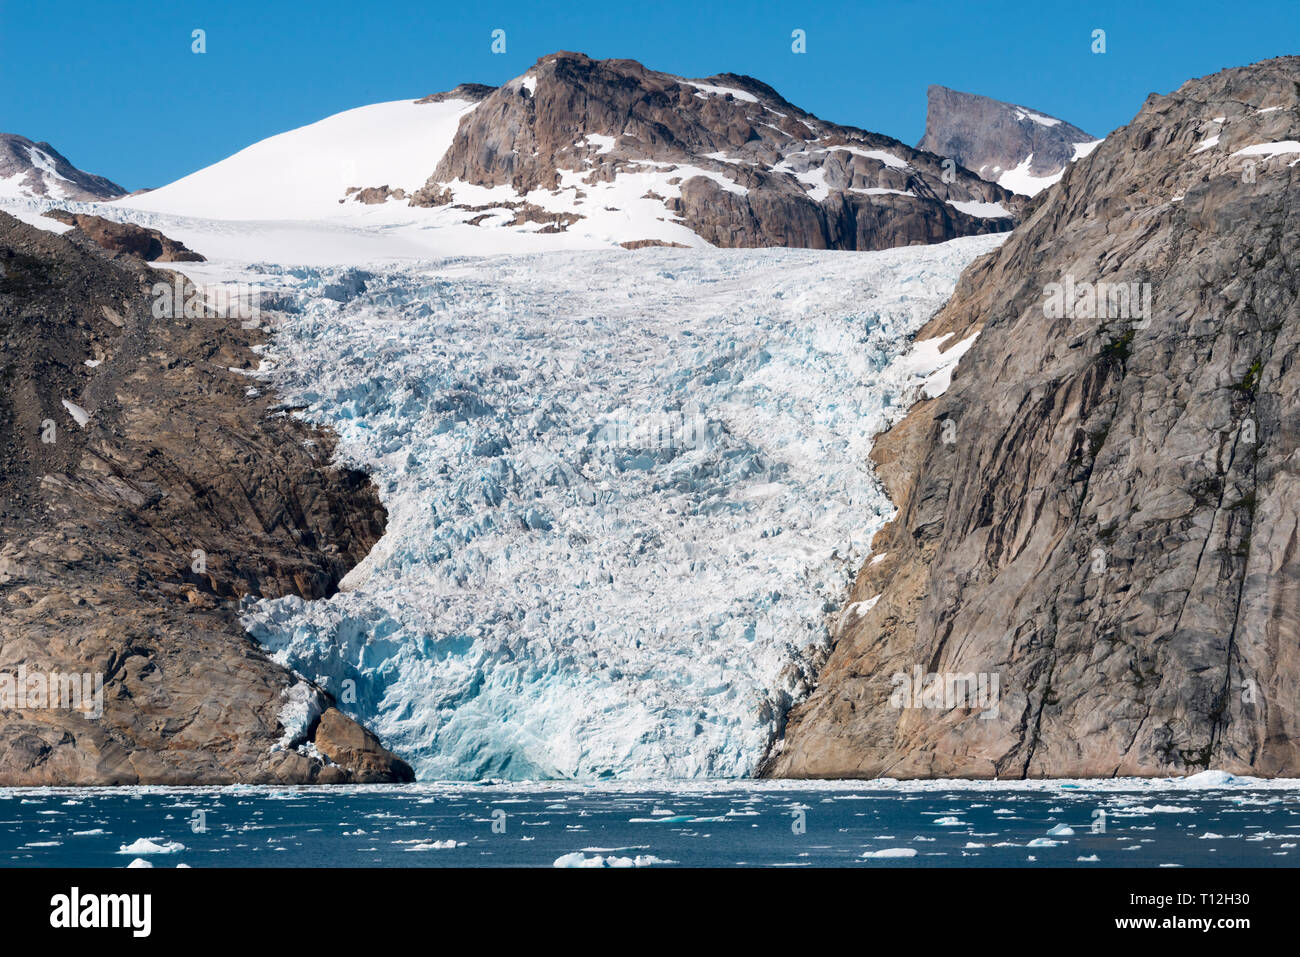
<box><xmin>3</xmin><ymin>782</ymin><xmax>1297</xmax><ymax>867</ymax></box>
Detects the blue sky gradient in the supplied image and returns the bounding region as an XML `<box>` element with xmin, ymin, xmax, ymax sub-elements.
<box><xmin>2</xmin><ymin>0</ymin><xmax>1295</xmax><ymax>190</ymax></box>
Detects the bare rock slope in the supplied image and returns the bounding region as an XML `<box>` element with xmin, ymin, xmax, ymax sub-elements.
<box><xmin>769</xmin><ymin>56</ymin><xmax>1300</xmax><ymax>778</ymax></box>
<box><xmin>0</xmin><ymin>211</ymin><xmax>412</xmax><ymax>784</ymax></box>
<box><xmin>410</xmin><ymin>52</ymin><xmax>1020</xmax><ymax>249</ymax></box>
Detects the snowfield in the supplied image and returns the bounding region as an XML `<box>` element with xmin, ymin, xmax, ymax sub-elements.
<box><xmin>115</xmin><ymin>97</ymin><xmax>480</xmax><ymax>221</ymax></box>
<box><xmin>228</xmin><ymin>235</ymin><xmax>1004</xmax><ymax>780</ymax></box>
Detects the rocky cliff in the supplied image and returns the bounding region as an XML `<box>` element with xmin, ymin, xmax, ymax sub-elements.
<box><xmin>0</xmin><ymin>211</ymin><xmax>413</xmax><ymax>783</ymax></box>
<box><xmin>917</xmin><ymin>86</ymin><xmax>1100</xmax><ymax>196</ymax></box>
<box><xmin>769</xmin><ymin>56</ymin><xmax>1300</xmax><ymax>778</ymax></box>
<box><xmin>408</xmin><ymin>52</ymin><xmax>1020</xmax><ymax>250</ymax></box>
<box><xmin>0</xmin><ymin>133</ymin><xmax>125</xmax><ymax>201</ymax></box>
<box><xmin>42</xmin><ymin>210</ymin><xmax>206</xmax><ymax>262</ymax></box>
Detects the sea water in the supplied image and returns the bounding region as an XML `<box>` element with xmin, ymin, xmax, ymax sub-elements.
<box><xmin>4</xmin><ymin>776</ymin><xmax>1297</xmax><ymax>868</ymax></box>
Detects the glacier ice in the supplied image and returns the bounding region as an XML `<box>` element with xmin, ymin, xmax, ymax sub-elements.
<box><xmin>235</xmin><ymin>236</ymin><xmax>1005</xmax><ymax>780</ymax></box>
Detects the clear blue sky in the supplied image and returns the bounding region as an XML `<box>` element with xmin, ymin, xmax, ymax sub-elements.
<box><xmin>2</xmin><ymin>0</ymin><xmax>1295</xmax><ymax>191</ymax></box>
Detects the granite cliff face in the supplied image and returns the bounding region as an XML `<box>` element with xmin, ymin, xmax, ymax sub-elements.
<box><xmin>0</xmin><ymin>134</ymin><xmax>125</xmax><ymax>201</ymax></box>
<box><xmin>0</xmin><ymin>211</ymin><xmax>412</xmax><ymax>783</ymax></box>
<box><xmin>917</xmin><ymin>86</ymin><xmax>1100</xmax><ymax>196</ymax></box>
<box><xmin>409</xmin><ymin>52</ymin><xmax>1020</xmax><ymax>250</ymax></box>
<box><xmin>769</xmin><ymin>56</ymin><xmax>1300</xmax><ymax>778</ymax></box>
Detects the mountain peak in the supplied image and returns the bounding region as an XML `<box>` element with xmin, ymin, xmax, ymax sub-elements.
<box><xmin>0</xmin><ymin>133</ymin><xmax>125</xmax><ymax>202</ymax></box>
<box><xmin>408</xmin><ymin>51</ymin><xmax>1020</xmax><ymax>250</ymax></box>
<box><xmin>918</xmin><ymin>86</ymin><xmax>1100</xmax><ymax>196</ymax></box>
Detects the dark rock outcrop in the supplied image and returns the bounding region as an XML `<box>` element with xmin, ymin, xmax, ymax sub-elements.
<box><xmin>409</xmin><ymin>52</ymin><xmax>1021</xmax><ymax>250</ymax></box>
<box><xmin>769</xmin><ymin>57</ymin><xmax>1300</xmax><ymax>778</ymax></box>
<box><xmin>343</xmin><ymin>185</ymin><xmax>407</xmax><ymax>205</ymax></box>
<box><xmin>918</xmin><ymin>86</ymin><xmax>1099</xmax><ymax>195</ymax></box>
<box><xmin>415</xmin><ymin>83</ymin><xmax>496</xmax><ymax>105</ymax></box>
<box><xmin>42</xmin><ymin>210</ymin><xmax>205</xmax><ymax>262</ymax></box>
<box><xmin>0</xmin><ymin>133</ymin><xmax>125</xmax><ymax>201</ymax></box>
<box><xmin>0</xmin><ymin>210</ymin><xmax>413</xmax><ymax>784</ymax></box>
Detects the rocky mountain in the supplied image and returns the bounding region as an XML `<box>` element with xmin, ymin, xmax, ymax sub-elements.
<box><xmin>410</xmin><ymin>53</ymin><xmax>1019</xmax><ymax>248</ymax></box>
<box><xmin>116</xmin><ymin>53</ymin><xmax>1018</xmax><ymax>255</ymax></box>
<box><xmin>767</xmin><ymin>56</ymin><xmax>1300</xmax><ymax>779</ymax></box>
<box><xmin>917</xmin><ymin>86</ymin><xmax>1101</xmax><ymax>197</ymax></box>
<box><xmin>0</xmin><ymin>211</ymin><xmax>412</xmax><ymax>783</ymax></box>
<box><xmin>406</xmin><ymin>51</ymin><xmax>1021</xmax><ymax>250</ymax></box>
<box><xmin>0</xmin><ymin>133</ymin><xmax>125</xmax><ymax>202</ymax></box>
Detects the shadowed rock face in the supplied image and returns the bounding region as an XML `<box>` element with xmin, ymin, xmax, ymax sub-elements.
<box><xmin>0</xmin><ymin>212</ymin><xmax>412</xmax><ymax>784</ymax></box>
<box><xmin>411</xmin><ymin>51</ymin><xmax>1021</xmax><ymax>250</ymax></box>
<box><xmin>918</xmin><ymin>86</ymin><xmax>1098</xmax><ymax>194</ymax></box>
<box><xmin>768</xmin><ymin>56</ymin><xmax>1300</xmax><ymax>779</ymax></box>
<box><xmin>0</xmin><ymin>133</ymin><xmax>125</xmax><ymax>201</ymax></box>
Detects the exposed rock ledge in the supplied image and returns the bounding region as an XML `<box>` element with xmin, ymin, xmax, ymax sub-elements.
<box><xmin>768</xmin><ymin>56</ymin><xmax>1300</xmax><ymax>779</ymax></box>
<box><xmin>0</xmin><ymin>211</ymin><xmax>412</xmax><ymax>783</ymax></box>
<box><xmin>42</xmin><ymin>210</ymin><xmax>206</xmax><ymax>263</ymax></box>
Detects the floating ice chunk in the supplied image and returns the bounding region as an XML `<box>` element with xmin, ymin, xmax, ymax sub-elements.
<box><xmin>553</xmin><ymin>852</ymin><xmax>673</xmax><ymax>867</ymax></box>
<box><xmin>861</xmin><ymin>847</ymin><xmax>917</xmax><ymax>858</ymax></box>
<box><xmin>118</xmin><ymin>838</ymin><xmax>185</xmax><ymax>854</ymax></box>
<box><xmin>1179</xmin><ymin>770</ymin><xmax>1241</xmax><ymax>788</ymax></box>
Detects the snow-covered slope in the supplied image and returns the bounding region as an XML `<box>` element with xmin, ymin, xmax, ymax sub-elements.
<box><xmin>229</xmin><ymin>234</ymin><xmax>1005</xmax><ymax>780</ymax></box>
<box><xmin>118</xmin><ymin>97</ymin><xmax>480</xmax><ymax>221</ymax></box>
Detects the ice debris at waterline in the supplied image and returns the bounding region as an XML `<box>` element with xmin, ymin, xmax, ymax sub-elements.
<box><xmin>236</xmin><ymin>237</ymin><xmax>1005</xmax><ymax>779</ymax></box>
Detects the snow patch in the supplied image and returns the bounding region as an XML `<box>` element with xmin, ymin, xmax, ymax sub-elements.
<box><xmin>946</xmin><ymin>199</ymin><xmax>1010</xmax><ymax>219</ymax></box>
<box><xmin>1014</xmin><ymin>109</ymin><xmax>1061</xmax><ymax>128</ymax></box>
<box><xmin>61</xmin><ymin>399</ymin><xmax>91</xmax><ymax>428</ymax></box>
<box><xmin>1232</xmin><ymin>140</ymin><xmax>1300</xmax><ymax>159</ymax></box>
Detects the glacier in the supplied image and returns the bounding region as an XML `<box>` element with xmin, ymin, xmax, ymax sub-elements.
<box><xmin>230</xmin><ymin>235</ymin><xmax>1004</xmax><ymax>780</ymax></box>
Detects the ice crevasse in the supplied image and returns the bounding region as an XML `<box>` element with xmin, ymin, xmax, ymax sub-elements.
<box><xmin>237</xmin><ymin>236</ymin><xmax>1005</xmax><ymax>780</ymax></box>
